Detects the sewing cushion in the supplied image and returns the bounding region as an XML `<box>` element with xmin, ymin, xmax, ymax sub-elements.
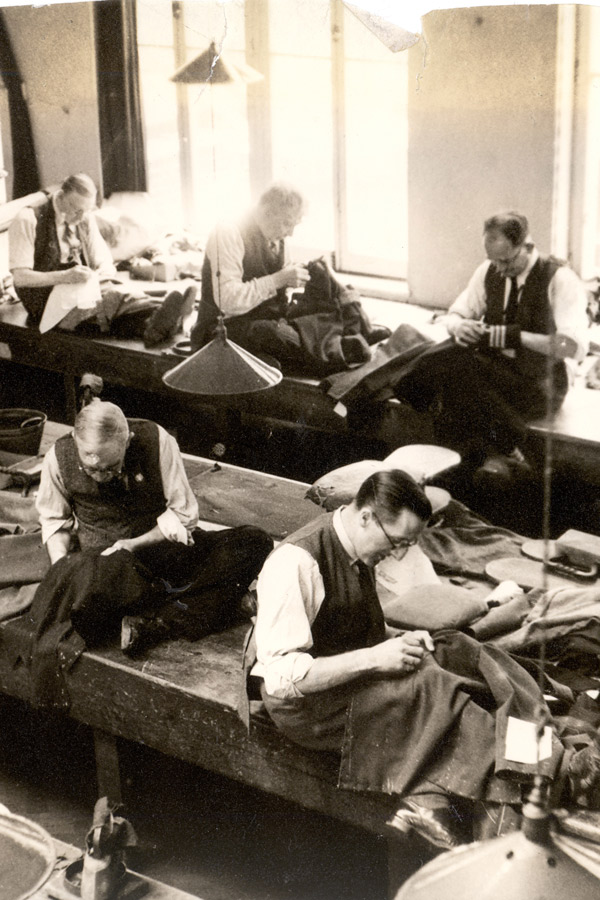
<box><xmin>383</xmin><ymin>583</ymin><xmax>488</xmax><ymax>631</ymax></box>
<box><xmin>306</xmin><ymin>460</ymin><xmax>450</xmax><ymax>515</ymax></box>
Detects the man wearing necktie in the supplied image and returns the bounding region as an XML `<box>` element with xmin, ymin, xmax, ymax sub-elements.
<box><xmin>395</xmin><ymin>211</ymin><xmax>588</xmax><ymax>474</ymax></box>
<box><xmin>8</xmin><ymin>173</ymin><xmax>117</xmax><ymax>326</ymax></box>
<box><xmin>9</xmin><ymin>173</ymin><xmax>192</xmax><ymax>343</ymax></box>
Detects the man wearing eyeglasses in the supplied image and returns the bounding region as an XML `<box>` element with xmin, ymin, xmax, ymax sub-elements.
<box><xmin>9</xmin><ymin>173</ymin><xmax>189</xmax><ymax>343</ymax></box>
<box><xmin>9</xmin><ymin>173</ymin><xmax>117</xmax><ymax>326</ymax></box>
<box><xmin>244</xmin><ymin>469</ymin><xmax>564</xmax><ymax>851</ymax></box>
<box><xmin>396</xmin><ymin>211</ymin><xmax>588</xmax><ymax>476</ymax></box>
<box><xmin>36</xmin><ymin>399</ymin><xmax>272</xmax><ymax>655</ymax></box>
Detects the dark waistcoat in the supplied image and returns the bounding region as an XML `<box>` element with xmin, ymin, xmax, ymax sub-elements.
<box><xmin>197</xmin><ymin>215</ymin><xmax>288</xmax><ymax>342</ymax></box>
<box><xmin>16</xmin><ymin>197</ymin><xmax>89</xmax><ymax>325</ymax></box>
<box><xmin>283</xmin><ymin>514</ymin><xmax>386</xmax><ymax>657</ymax></box>
<box><xmin>55</xmin><ymin>419</ymin><xmax>166</xmax><ymax>552</ymax></box>
<box><xmin>483</xmin><ymin>255</ymin><xmax>565</xmax><ymax>383</ymax></box>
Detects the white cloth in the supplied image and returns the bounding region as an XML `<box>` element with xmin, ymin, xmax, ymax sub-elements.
<box><xmin>36</xmin><ymin>424</ymin><xmax>198</xmax><ymax>547</ymax></box>
<box><xmin>8</xmin><ymin>194</ymin><xmax>116</xmax><ymax>278</ymax></box>
<box><xmin>206</xmin><ymin>218</ymin><xmax>286</xmax><ymax>316</ymax></box>
<box><xmin>447</xmin><ymin>248</ymin><xmax>589</xmax><ymax>362</ymax></box>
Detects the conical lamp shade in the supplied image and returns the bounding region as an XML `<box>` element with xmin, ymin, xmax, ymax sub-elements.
<box><xmin>170</xmin><ymin>41</ymin><xmax>263</xmax><ymax>85</ymax></box>
<box><xmin>396</xmin><ymin>824</ymin><xmax>599</xmax><ymax>900</ymax></box>
<box><xmin>162</xmin><ymin>329</ymin><xmax>282</xmax><ymax>396</ymax></box>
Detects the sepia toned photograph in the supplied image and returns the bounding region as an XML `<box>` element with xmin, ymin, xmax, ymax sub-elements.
<box><xmin>0</xmin><ymin>2</ymin><xmax>599</xmax><ymax>898</ymax></box>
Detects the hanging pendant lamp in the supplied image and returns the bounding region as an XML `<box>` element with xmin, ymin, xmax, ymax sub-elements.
<box><xmin>163</xmin><ymin>42</ymin><xmax>279</xmax><ymax>396</ymax></box>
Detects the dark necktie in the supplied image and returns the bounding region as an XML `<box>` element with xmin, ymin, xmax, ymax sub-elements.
<box><xmin>64</xmin><ymin>223</ymin><xmax>82</xmax><ymax>264</ymax></box>
<box><xmin>356</xmin><ymin>560</ymin><xmax>376</xmax><ymax>598</ymax></box>
<box><xmin>504</xmin><ymin>277</ymin><xmax>520</xmax><ymax>324</ymax></box>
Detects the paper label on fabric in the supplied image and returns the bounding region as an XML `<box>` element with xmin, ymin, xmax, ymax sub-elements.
<box><xmin>504</xmin><ymin>717</ymin><xmax>552</xmax><ymax>764</ymax></box>
<box><xmin>333</xmin><ymin>402</ymin><xmax>347</xmax><ymax>418</ymax></box>
<box><xmin>0</xmin><ymin>342</ymin><xmax>11</xmax><ymax>360</ymax></box>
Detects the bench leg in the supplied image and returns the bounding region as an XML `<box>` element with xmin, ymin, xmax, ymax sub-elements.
<box><xmin>93</xmin><ymin>728</ymin><xmax>122</xmax><ymax>804</ymax></box>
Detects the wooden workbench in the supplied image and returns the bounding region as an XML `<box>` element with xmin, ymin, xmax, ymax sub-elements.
<box><xmin>0</xmin><ymin>299</ymin><xmax>430</xmax><ymax>454</ymax></box>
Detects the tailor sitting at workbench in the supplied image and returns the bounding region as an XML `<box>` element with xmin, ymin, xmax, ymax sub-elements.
<box><xmin>9</xmin><ymin>172</ymin><xmax>195</xmax><ymax>345</ymax></box>
<box><xmin>34</xmin><ymin>399</ymin><xmax>273</xmax><ymax>657</ymax></box>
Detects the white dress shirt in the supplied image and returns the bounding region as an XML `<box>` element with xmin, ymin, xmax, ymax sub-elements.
<box><xmin>447</xmin><ymin>247</ymin><xmax>589</xmax><ymax>362</ymax></box>
<box><xmin>206</xmin><ymin>219</ymin><xmax>286</xmax><ymax>317</ymax></box>
<box><xmin>253</xmin><ymin>508</ymin><xmax>362</xmax><ymax>699</ymax></box>
<box><xmin>9</xmin><ymin>194</ymin><xmax>116</xmax><ymax>278</ymax></box>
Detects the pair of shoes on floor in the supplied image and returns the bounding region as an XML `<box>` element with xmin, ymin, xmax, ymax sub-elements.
<box><xmin>121</xmin><ymin>615</ymin><xmax>171</xmax><ymax>657</ymax></box>
<box><xmin>387</xmin><ymin>798</ymin><xmax>463</xmax><ymax>850</ymax></box>
<box><xmin>143</xmin><ymin>284</ymin><xmax>199</xmax><ymax>348</ymax></box>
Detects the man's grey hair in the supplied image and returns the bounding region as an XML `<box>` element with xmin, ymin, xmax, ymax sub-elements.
<box><xmin>74</xmin><ymin>399</ymin><xmax>129</xmax><ymax>444</ymax></box>
<box><xmin>258</xmin><ymin>182</ymin><xmax>305</xmax><ymax>218</ymax></box>
<box><xmin>60</xmin><ymin>173</ymin><xmax>98</xmax><ymax>200</ymax></box>
<box><xmin>483</xmin><ymin>212</ymin><xmax>530</xmax><ymax>247</ymax></box>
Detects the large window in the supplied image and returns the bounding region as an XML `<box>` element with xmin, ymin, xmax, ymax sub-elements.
<box><xmin>137</xmin><ymin>0</ymin><xmax>409</xmax><ymax>279</ymax></box>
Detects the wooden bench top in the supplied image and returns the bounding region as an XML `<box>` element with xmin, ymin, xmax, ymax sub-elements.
<box><xmin>0</xmin><ymin>436</ymin><xmax>397</xmax><ymax>835</ymax></box>
<box><xmin>2</xmin><ymin>298</ymin><xmax>599</xmax><ymax>480</ymax></box>
<box><xmin>0</xmin><ymin>299</ymin><xmax>432</xmax><ymax>446</ymax></box>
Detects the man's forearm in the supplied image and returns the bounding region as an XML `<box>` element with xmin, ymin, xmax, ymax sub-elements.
<box><xmin>294</xmin><ymin>645</ymin><xmax>388</xmax><ymax>694</ymax></box>
<box><xmin>12</xmin><ymin>267</ymin><xmax>71</xmax><ymax>288</ymax></box>
<box><xmin>521</xmin><ymin>331</ymin><xmax>578</xmax><ymax>359</ymax></box>
<box><xmin>293</xmin><ymin>631</ymin><xmax>434</xmax><ymax>695</ymax></box>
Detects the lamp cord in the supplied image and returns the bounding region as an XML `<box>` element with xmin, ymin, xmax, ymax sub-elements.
<box><xmin>532</xmin><ymin>336</ymin><xmax>558</xmax><ymax>780</ymax></box>
<box><xmin>208</xmin><ymin>68</ymin><xmax>224</xmax><ymax>326</ymax></box>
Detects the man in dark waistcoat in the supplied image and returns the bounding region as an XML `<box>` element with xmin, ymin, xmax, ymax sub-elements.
<box><xmin>190</xmin><ymin>182</ymin><xmax>310</xmax><ymax>358</ymax></box>
<box><xmin>245</xmin><ymin>469</ymin><xmax>566</xmax><ymax>850</ymax></box>
<box><xmin>36</xmin><ymin>399</ymin><xmax>272</xmax><ymax>654</ymax></box>
<box><xmin>8</xmin><ymin>172</ymin><xmax>192</xmax><ymax>344</ymax></box>
<box><xmin>394</xmin><ymin>211</ymin><xmax>589</xmax><ymax>477</ymax></box>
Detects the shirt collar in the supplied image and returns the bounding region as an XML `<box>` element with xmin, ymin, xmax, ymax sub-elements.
<box><xmin>332</xmin><ymin>506</ymin><xmax>360</xmax><ymax>565</ymax></box>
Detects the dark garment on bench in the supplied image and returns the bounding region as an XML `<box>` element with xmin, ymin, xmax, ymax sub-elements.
<box><xmin>261</xmin><ymin>630</ymin><xmax>564</xmax><ymax>804</ymax></box>
<box><xmin>194</xmin><ymin>244</ymin><xmax>378</xmax><ymax>376</ymax></box>
<box><xmin>25</xmin><ymin>525</ymin><xmax>273</xmax><ymax>709</ymax></box>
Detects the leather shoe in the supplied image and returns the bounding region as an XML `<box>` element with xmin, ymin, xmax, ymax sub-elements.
<box><xmin>387</xmin><ymin>799</ymin><xmax>463</xmax><ymax>850</ymax></box>
<box><xmin>143</xmin><ymin>290</ymin><xmax>187</xmax><ymax>348</ymax></box>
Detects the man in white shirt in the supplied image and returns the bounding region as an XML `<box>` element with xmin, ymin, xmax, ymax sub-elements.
<box><xmin>395</xmin><ymin>211</ymin><xmax>589</xmax><ymax>472</ymax></box>
<box><xmin>246</xmin><ymin>469</ymin><xmax>565</xmax><ymax>850</ymax></box>
<box><xmin>9</xmin><ymin>173</ymin><xmax>191</xmax><ymax>343</ymax></box>
<box><xmin>37</xmin><ymin>399</ymin><xmax>272</xmax><ymax>654</ymax></box>
<box><xmin>190</xmin><ymin>182</ymin><xmax>310</xmax><ymax>355</ymax></box>
<box><xmin>9</xmin><ymin>173</ymin><xmax>117</xmax><ymax>326</ymax></box>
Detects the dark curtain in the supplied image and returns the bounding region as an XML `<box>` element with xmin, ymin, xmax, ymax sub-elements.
<box><xmin>0</xmin><ymin>10</ymin><xmax>40</xmax><ymax>199</ymax></box>
<box><xmin>94</xmin><ymin>0</ymin><xmax>147</xmax><ymax>196</ymax></box>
